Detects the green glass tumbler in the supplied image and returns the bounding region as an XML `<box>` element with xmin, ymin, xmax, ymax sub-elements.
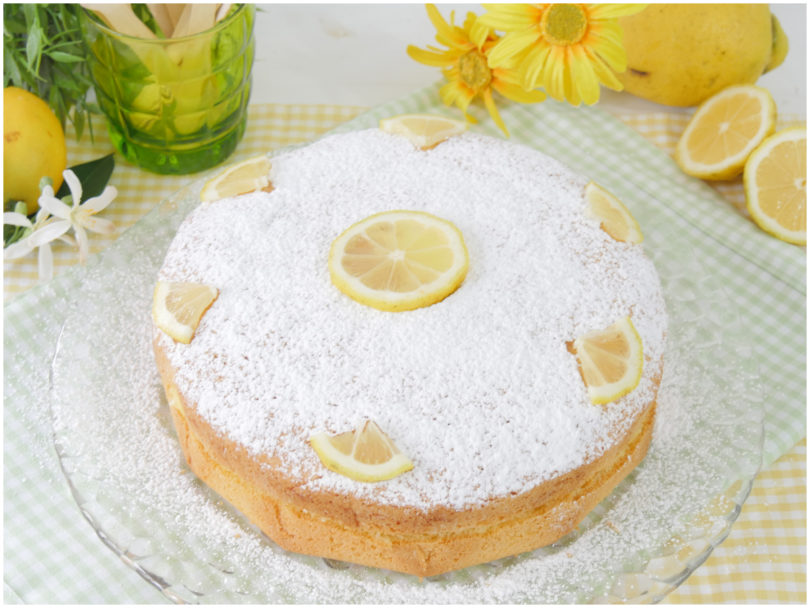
<box><xmin>80</xmin><ymin>5</ymin><xmax>255</xmax><ymax>175</ymax></box>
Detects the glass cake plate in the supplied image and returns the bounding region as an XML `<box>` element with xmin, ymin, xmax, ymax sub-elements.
<box><xmin>50</xmin><ymin>172</ymin><xmax>763</xmax><ymax>603</ymax></box>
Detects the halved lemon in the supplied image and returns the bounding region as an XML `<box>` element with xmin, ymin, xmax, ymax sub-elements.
<box><xmin>570</xmin><ymin>316</ymin><xmax>644</xmax><ymax>405</ymax></box>
<box><xmin>744</xmin><ymin>127</ymin><xmax>806</xmax><ymax>245</ymax></box>
<box><xmin>152</xmin><ymin>281</ymin><xmax>219</xmax><ymax>344</ymax></box>
<box><xmin>584</xmin><ymin>182</ymin><xmax>644</xmax><ymax>244</ymax></box>
<box><xmin>379</xmin><ymin>113</ymin><xmax>468</xmax><ymax>149</ymax></box>
<box><xmin>310</xmin><ymin>420</ymin><xmax>414</xmax><ymax>482</ymax></box>
<box><xmin>675</xmin><ymin>85</ymin><xmax>776</xmax><ymax>180</ymax></box>
<box><xmin>329</xmin><ymin>210</ymin><xmax>469</xmax><ymax>312</ymax></box>
<box><xmin>200</xmin><ymin>155</ymin><xmax>273</xmax><ymax>202</ymax></box>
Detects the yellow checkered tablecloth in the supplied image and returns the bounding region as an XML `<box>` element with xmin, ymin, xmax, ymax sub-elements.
<box><xmin>4</xmin><ymin>104</ymin><xmax>806</xmax><ymax>603</ymax></box>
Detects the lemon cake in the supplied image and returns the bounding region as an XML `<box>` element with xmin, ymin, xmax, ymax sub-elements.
<box><xmin>152</xmin><ymin>126</ymin><xmax>667</xmax><ymax>577</ymax></box>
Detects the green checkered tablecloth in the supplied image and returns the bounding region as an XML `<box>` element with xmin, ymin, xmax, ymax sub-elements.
<box><xmin>4</xmin><ymin>85</ymin><xmax>806</xmax><ymax>602</ymax></box>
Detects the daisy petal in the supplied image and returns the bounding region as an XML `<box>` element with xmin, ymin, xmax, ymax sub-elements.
<box><xmin>586</xmin><ymin>49</ymin><xmax>625</xmax><ymax>91</ymax></box>
<box><xmin>426</xmin><ymin>4</ymin><xmax>469</xmax><ymax>50</ymax></box>
<box><xmin>520</xmin><ymin>43</ymin><xmax>552</xmax><ymax>90</ymax></box>
<box><xmin>562</xmin><ymin>48</ymin><xmax>582</xmax><ymax>106</ymax></box>
<box><xmin>441</xmin><ymin>79</ymin><xmax>476</xmax><ymax>113</ymax></box>
<box><xmin>28</xmin><ymin>220</ymin><xmax>71</xmax><ymax>247</ymax></box>
<box><xmin>492</xmin><ymin>77</ymin><xmax>547</xmax><ymax>104</ymax></box>
<box><xmin>479</xmin><ymin>4</ymin><xmax>541</xmax><ymax>32</ymax></box>
<box><xmin>543</xmin><ymin>47</ymin><xmax>568</xmax><ymax>102</ymax></box>
<box><xmin>570</xmin><ymin>47</ymin><xmax>601</xmax><ymax>105</ymax></box>
<box><xmin>488</xmin><ymin>29</ymin><xmax>542</xmax><ymax>68</ymax></box>
<box><xmin>589</xmin><ymin>35</ymin><xmax>628</xmax><ymax>72</ymax></box>
<box><xmin>469</xmin><ymin>17</ymin><xmax>492</xmax><ymax>50</ymax></box>
<box><xmin>586</xmin><ymin>20</ymin><xmax>624</xmax><ymax>48</ymax></box>
<box><xmin>482</xmin><ymin>88</ymin><xmax>509</xmax><ymax>137</ymax></box>
<box><xmin>407</xmin><ymin>45</ymin><xmax>455</xmax><ymax>67</ymax></box>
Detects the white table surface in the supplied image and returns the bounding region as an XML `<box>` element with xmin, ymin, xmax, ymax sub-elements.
<box><xmin>250</xmin><ymin>3</ymin><xmax>806</xmax><ymax>118</ymax></box>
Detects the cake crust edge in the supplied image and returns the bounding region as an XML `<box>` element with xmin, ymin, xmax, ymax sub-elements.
<box><xmin>154</xmin><ymin>334</ymin><xmax>657</xmax><ymax>578</ymax></box>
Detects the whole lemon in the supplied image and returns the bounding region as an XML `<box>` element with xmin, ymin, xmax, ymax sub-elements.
<box><xmin>4</xmin><ymin>86</ymin><xmax>68</xmax><ymax>213</ymax></box>
<box><xmin>617</xmin><ymin>5</ymin><xmax>788</xmax><ymax>107</ymax></box>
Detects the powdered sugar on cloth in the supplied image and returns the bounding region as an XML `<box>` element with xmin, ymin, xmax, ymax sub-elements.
<box><xmin>156</xmin><ymin>129</ymin><xmax>667</xmax><ymax>511</ymax></box>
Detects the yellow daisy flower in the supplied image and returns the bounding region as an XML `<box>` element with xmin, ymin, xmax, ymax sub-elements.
<box><xmin>407</xmin><ymin>4</ymin><xmax>546</xmax><ymax>136</ymax></box>
<box><xmin>478</xmin><ymin>3</ymin><xmax>646</xmax><ymax>105</ymax></box>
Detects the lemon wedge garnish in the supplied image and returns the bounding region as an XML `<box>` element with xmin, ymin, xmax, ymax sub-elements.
<box><xmin>584</xmin><ymin>182</ymin><xmax>644</xmax><ymax>244</ymax></box>
<box><xmin>329</xmin><ymin>210</ymin><xmax>469</xmax><ymax>312</ymax></box>
<box><xmin>152</xmin><ymin>281</ymin><xmax>219</xmax><ymax>344</ymax></box>
<box><xmin>200</xmin><ymin>155</ymin><xmax>273</xmax><ymax>202</ymax></box>
<box><xmin>571</xmin><ymin>316</ymin><xmax>644</xmax><ymax>405</ymax></box>
<box><xmin>310</xmin><ymin>420</ymin><xmax>414</xmax><ymax>482</ymax></box>
<box><xmin>379</xmin><ymin>113</ymin><xmax>468</xmax><ymax>149</ymax></box>
<box><xmin>675</xmin><ymin>84</ymin><xmax>776</xmax><ymax>180</ymax></box>
<box><xmin>743</xmin><ymin>127</ymin><xmax>807</xmax><ymax>246</ymax></box>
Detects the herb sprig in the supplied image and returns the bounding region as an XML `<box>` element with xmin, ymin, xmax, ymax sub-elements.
<box><xmin>3</xmin><ymin>4</ymin><xmax>98</xmax><ymax>139</ymax></box>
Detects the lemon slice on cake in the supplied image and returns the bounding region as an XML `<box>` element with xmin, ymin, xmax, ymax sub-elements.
<box><xmin>310</xmin><ymin>420</ymin><xmax>414</xmax><ymax>482</ymax></box>
<box><xmin>200</xmin><ymin>155</ymin><xmax>272</xmax><ymax>202</ymax></box>
<box><xmin>380</xmin><ymin>114</ymin><xmax>468</xmax><ymax>149</ymax></box>
<box><xmin>675</xmin><ymin>85</ymin><xmax>776</xmax><ymax>180</ymax></box>
<box><xmin>584</xmin><ymin>182</ymin><xmax>644</xmax><ymax>244</ymax></box>
<box><xmin>571</xmin><ymin>316</ymin><xmax>644</xmax><ymax>405</ymax></box>
<box><xmin>329</xmin><ymin>210</ymin><xmax>469</xmax><ymax>312</ymax></box>
<box><xmin>153</xmin><ymin>281</ymin><xmax>219</xmax><ymax>344</ymax></box>
<box><xmin>743</xmin><ymin>127</ymin><xmax>807</xmax><ymax>245</ymax></box>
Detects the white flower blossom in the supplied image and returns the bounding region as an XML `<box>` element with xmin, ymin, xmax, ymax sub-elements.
<box><xmin>3</xmin><ymin>207</ymin><xmax>75</xmax><ymax>281</ymax></box>
<box><xmin>3</xmin><ymin>169</ymin><xmax>117</xmax><ymax>280</ymax></box>
<box><xmin>37</xmin><ymin>170</ymin><xmax>118</xmax><ymax>264</ymax></box>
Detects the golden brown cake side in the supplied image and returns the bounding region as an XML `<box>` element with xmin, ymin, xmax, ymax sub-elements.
<box><xmin>155</xmin><ymin>336</ymin><xmax>658</xmax><ymax>577</ymax></box>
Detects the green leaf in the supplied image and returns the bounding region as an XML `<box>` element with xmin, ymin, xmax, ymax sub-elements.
<box><xmin>56</xmin><ymin>155</ymin><xmax>116</xmax><ymax>200</ymax></box>
<box><xmin>52</xmin><ymin>68</ymin><xmax>85</xmax><ymax>94</ymax></box>
<box><xmin>45</xmin><ymin>50</ymin><xmax>85</xmax><ymax>63</ymax></box>
<box><xmin>3</xmin><ymin>14</ymin><xmax>29</xmax><ymax>35</ymax></box>
<box><xmin>24</xmin><ymin>24</ymin><xmax>43</xmax><ymax>69</ymax></box>
<box><xmin>4</xmin><ymin>223</ymin><xmax>25</xmax><ymax>247</ymax></box>
<box><xmin>3</xmin><ymin>46</ymin><xmax>22</xmax><ymax>85</ymax></box>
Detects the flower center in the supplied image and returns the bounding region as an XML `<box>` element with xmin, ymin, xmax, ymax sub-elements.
<box><xmin>458</xmin><ymin>50</ymin><xmax>492</xmax><ymax>93</ymax></box>
<box><xmin>541</xmin><ymin>4</ymin><xmax>588</xmax><ymax>46</ymax></box>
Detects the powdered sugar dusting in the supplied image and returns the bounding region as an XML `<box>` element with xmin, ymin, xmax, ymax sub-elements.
<box><xmin>156</xmin><ymin>129</ymin><xmax>667</xmax><ymax>510</ymax></box>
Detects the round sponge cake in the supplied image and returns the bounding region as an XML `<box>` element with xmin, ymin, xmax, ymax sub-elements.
<box><xmin>153</xmin><ymin>128</ymin><xmax>667</xmax><ymax>577</ymax></box>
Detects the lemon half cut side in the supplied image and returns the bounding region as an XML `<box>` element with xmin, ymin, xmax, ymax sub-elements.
<box><xmin>310</xmin><ymin>420</ymin><xmax>414</xmax><ymax>483</ymax></box>
<box><xmin>152</xmin><ymin>281</ymin><xmax>219</xmax><ymax>344</ymax></box>
<box><xmin>379</xmin><ymin>114</ymin><xmax>468</xmax><ymax>150</ymax></box>
<box><xmin>329</xmin><ymin>210</ymin><xmax>469</xmax><ymax>312</ymax></box>
<box><xmin>571</xmin><ymin>316</ymin><xmax>644</xmax><ymax>405</ymax></box>
<box><xmin>744</xmin><ymin>127</ymin><xmax>807</xmax><ymax>245</ymax></box>
<box><xmin>675</xmin><ymin>85</ymin><xmax>776</xmax><ymax>180</ymax></box>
